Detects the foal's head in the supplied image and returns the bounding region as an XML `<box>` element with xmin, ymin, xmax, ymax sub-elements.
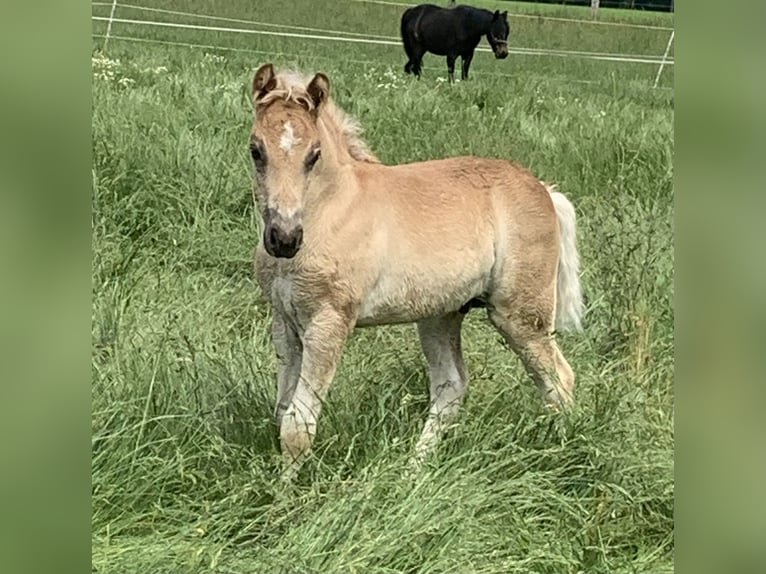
<box><xmin>487</xmin><ymin>10</ymin><xmax>510</xmax><ymax>59</ymax></box>
<box><xmin>249</xmin><ymin>64</ymin><xmax>330</xmax><ymax>259</ymax></box>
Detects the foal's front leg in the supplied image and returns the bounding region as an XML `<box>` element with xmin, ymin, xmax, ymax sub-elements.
<box><xmin>279</xmin><ymin>307</ymin><xmax>353</xmax><ymax>480</ymax></box>
<box><xmin>272</xmin><ymin>309</ymin><xmax>302</xmax><ymax>427</ymax></box>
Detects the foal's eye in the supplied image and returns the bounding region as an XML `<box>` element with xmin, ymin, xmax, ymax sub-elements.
<box><xmin>305</xmin><ymin>148</ymin><xmax>321</xmax><ymax>171</ymax></box>
<box><xmin>250</xmin><ymin>145</ymin><xmax>263</xmax><ymax>162</ymax></box>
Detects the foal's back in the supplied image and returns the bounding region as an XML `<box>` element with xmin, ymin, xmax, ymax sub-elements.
<box><xmin>358</xmin><ymin>156</ymin><xmax>555</xmax><ymax>234</ymax></box>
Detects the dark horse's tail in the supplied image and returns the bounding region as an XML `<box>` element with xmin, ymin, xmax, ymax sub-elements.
<box><xmin>401</xmin><ymin>7</ymin><xmax>419</xmax><ymax>75</ymax></box>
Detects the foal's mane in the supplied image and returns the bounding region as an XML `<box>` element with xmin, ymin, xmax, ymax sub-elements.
<box><xmin>256</xmin><ymin>71</ymin><xmax>380</xmax><ymax>164</ymax></box>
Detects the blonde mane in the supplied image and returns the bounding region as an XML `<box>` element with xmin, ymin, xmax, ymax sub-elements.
<box><xmin>255</xmin><ymin>71</ymin><xmax>380</xmax><ymax>164</ymax></box>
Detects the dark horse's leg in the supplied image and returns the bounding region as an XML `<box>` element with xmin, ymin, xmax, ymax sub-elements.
<box><xmin>446</xmin><ymin>54</ymin><xmax>457</xmax><ymax>83</ymax></box>
<box><xmin>461</xmin><ymin>50</ymin><xmax>475</xmax><ymax>80</ymax></box>
<box><xmin>401</xmin><ymin>10</ymin><xmax>417</xmax><ymax>75</ymax></box>
<box><xmin>404</xmin><ymin>41</ymin><xmax>423</xmax><ymax>76</ymax></box>
<box><xmin>401</xmin><ymin>8</ymin><xmax>426</xmax><ymax>78</ymax></box>
<box><xmin>401</xmin><ymin>30</ymin><xmax>425</xmax><ymax>77</ymax></box>
<box><xmin>408</xmin><ymin>45</ymin><xmax>425</xmax><ymax>78</ymax></box>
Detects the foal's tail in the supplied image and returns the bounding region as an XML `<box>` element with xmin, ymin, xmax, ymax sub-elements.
<box><xmin>546</xmin><ymin>184</ymin><xmax>584</xmax><ymax>332</ymax></box>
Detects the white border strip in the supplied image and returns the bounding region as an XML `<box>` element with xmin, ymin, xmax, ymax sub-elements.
<box><xmin>91</xmin><ymin>16</ymin><xmax>673</xmax><ymax>65</ymax></box>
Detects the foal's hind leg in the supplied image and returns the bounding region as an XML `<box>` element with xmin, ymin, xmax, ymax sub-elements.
<box><xmin>488</xmin><ymin>295</ymin><xmax>575</xmax><ymax>409</ymax></box>
<box><xmin>412</xmin><ymin>312</ymin><xmax>468</xmax><ymax>466</ymax></box>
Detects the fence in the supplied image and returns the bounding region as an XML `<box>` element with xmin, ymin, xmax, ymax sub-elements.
<box><xmin>92</xmin><ymin>1</ymin><xmax>674</xmax><ymax>88</ymax></box>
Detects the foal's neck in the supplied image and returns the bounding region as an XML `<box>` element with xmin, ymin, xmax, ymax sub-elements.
<box><xmin>303</xmin><ymin>114</ymin><xmax>356</xmax><ymax>212</ymax></box>
<box><xmin>317</xmin><ymin>108</ymin><xmax>357</xmax><ymax>167</ymax></box>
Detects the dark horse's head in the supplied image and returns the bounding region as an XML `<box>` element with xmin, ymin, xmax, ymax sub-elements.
<box><xmin>487</xmin><ymin>10</ymin><xmax>510</xmax><ymax>59</ymax></box>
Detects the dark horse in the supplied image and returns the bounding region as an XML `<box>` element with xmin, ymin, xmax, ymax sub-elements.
<box><xmin>401</xmin><ymin>4</ymin><xmax>510</xmax><ymax>82</ymax></box>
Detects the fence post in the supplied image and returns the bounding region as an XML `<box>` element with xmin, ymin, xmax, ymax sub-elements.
<box><xmin>653</xmin><ymin>29</ymin><xmax>675</xmax><ymax>88</ymax></box>
<box><xmin>103</xmin><ymin>0</ymin><xmax>119</xmax><ymax>51</ymax></box>
<box><xmin>591</xmin><ymin>0</ymin><xmax>600</xmax><ymax>19</ymax></box>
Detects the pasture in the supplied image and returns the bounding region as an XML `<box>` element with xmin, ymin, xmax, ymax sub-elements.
<box><xmin>91</xmin><ymin>1</ymin><xmax>674</xmax><ymax>572</ymax></box>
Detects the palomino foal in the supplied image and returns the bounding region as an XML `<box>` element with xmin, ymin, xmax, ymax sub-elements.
<box><xmin>249</xmin><ymin>64</ymin><xmax>583</xmax><ymax>479</ymax></box>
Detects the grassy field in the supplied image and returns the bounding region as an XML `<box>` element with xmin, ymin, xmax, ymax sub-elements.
<box><xmin>92</xmin><ymin>1</ymin><xmax>674</xmax><ymax>572</ymax></box>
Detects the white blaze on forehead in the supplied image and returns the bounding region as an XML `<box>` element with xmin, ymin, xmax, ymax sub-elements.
<box><xmin>279</xmin><ymin>121</ymin><xmax>302</xmax><ymax>154</ymax></box>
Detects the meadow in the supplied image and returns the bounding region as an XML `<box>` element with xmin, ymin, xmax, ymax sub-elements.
<box><xmin>91</xmin><ymin>1</ymin><xmax>674</xmax><ymax>572</ymax></box>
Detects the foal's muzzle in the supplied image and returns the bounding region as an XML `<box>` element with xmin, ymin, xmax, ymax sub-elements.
<box><xmin>263</xmin><ymin>209</ymin><xmax>303</xmax><ymax>259</ymax></box>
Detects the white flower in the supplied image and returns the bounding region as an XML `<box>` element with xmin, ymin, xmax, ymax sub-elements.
<box><xmin>92</xmin><ymin>51</ymin><xmax>122</xmax><ymax>82</ymax></box>
<box><xmin>92</xmin><ymin>52</ymin><xmax>121</xmax><ymax>70</ymax></box>
<box><xmin>201</xmin><ymin>52</ymin><xmax>226</xmax><ymax>65</ymax></box>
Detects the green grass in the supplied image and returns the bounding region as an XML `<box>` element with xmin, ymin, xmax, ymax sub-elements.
<box><xmin>92</xmin><ymin>1</ymin><xmax>674</xmax><ymax>572</ymax></box>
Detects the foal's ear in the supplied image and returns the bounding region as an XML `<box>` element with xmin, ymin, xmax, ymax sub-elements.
<box><xmin>307</xmin><ymin>73</ymin><xmax>330</xmax><ymax>111</ymax></box>
<box><xmin>492</xmin><ymin>9</ymin><xmax>500</xmax><ymax>20</ymax></box>
<box><xmin>252</xmin><ymin>63</ymin><xmax>276</xmax><ymax>100</ymax></box>
<box><xmin>502</xmin><ymin>10</ymin><xmax>508</xmax><ymax>19</ymax></box>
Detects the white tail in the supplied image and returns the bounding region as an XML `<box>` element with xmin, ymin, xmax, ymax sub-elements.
<box><xmin>545</xmin><ymin>184</ymin><xmax>584</xmax><ymax>332</ymax></box>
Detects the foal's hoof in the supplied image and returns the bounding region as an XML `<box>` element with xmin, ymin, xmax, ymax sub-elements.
<box><xmin>279</xmin><ymin>457</ymin><xmax>304</xmax><ymax>485</ymax></box>
<box><xmin>544</xmin><ymin>387</ymin><xmax>574</xmax><ymax>411</ymax></box>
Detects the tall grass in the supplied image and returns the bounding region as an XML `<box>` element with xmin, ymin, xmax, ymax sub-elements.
<box><xmin>92</xmin><ymin>2</ymin><xmax>673</xmax><ymax>572</ymax></box>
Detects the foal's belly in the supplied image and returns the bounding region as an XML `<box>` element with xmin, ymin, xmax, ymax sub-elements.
<box><xmin>355</xmin><ymin>266</ymin><xmax>489</xmax><ymax>327</ymax></box>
